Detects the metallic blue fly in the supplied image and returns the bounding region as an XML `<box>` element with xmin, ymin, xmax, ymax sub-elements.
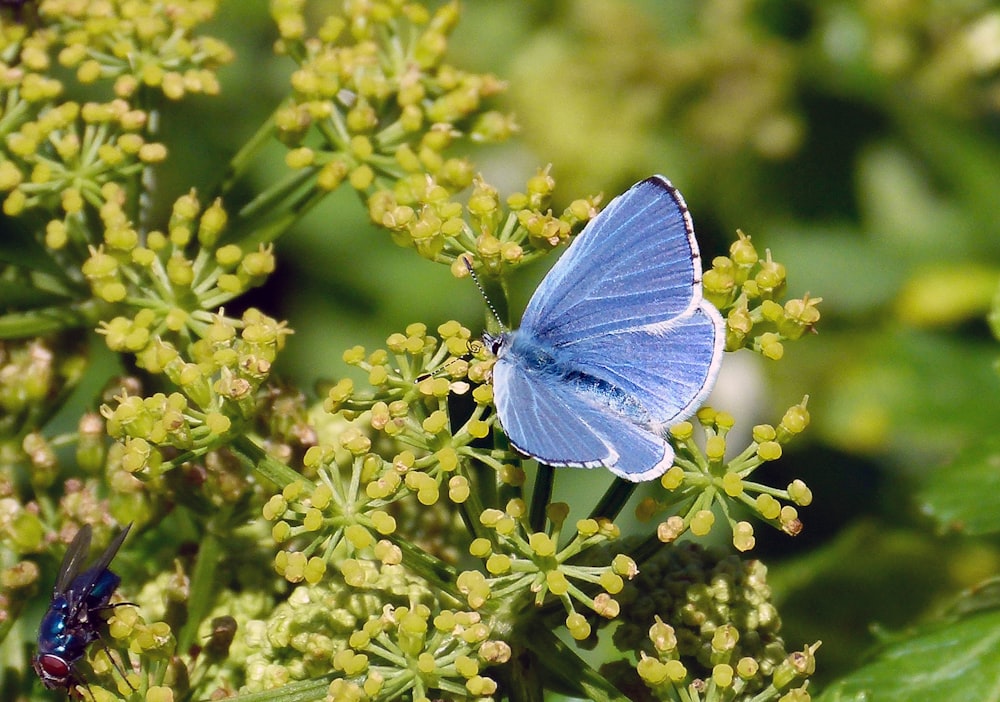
<box><xmin>34</xmin><ymin>523</ymin><xmax>132</xmax><ymax>694</ymax></box>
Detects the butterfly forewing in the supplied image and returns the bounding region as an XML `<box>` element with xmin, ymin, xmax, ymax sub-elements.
<box><xmin>519</xmin><ymin>176</ymin><xmax>702</xmax><ymax>342</ymax></box>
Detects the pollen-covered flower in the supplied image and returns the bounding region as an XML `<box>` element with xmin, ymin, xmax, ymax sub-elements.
<box><xmin>268</xmin><ymin>0</ymin><xmax>511</xmax><ymax>220</ymax></box>
<box><xmin>331</xmin><ymin>604</ymin><xmax>506</xmax><ymax>701</ymax></box>
<box><xmin>461</xmin><ymin>500</ymin><xmax>633</xmax><ymax>641</ymax></box>
<box><xmin>634</xmin><ymin>400</ymin><xmax>812</xmax><ymax>551</ymax></box>
<box><xmin>98</xmin><ymin>308</ymin><xmax>291</xmax><ymax>477</ymax></box>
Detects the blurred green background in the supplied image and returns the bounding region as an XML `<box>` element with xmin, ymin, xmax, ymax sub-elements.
<box><xmin>175</xmin><ymin>0</ymin><xmax>1000</xmax><ymax>690</ymax></box>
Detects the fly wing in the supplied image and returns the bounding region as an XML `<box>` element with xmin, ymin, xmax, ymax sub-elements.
<box><xmin>54</xmin><ymin>524</ymin><xmax>92</xmax><ymax>595</ymax></box>
<box><xmin>519</xmin><ymin>176</ymin><xmax>704</xmax><ymax>343</ymax></box>
<box><xmin>63</xmin><ymin>524</ymin><xmax>131</xmax><ymax>606</ymax></box>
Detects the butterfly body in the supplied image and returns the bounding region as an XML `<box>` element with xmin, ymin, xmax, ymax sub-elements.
<box><xmin>34</xmin><ymin>524</ymin><xmax>131</xmax><ymax>692</ymax></box>
<box><xmin>490</xmin><ymin>176</ymin><xmax>724</xmax><ymax>482</ymax></box>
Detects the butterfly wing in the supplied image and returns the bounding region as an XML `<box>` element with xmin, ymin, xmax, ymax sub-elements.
<box><xmin>519</xmin><ymin>176</ymin><xmax>704</xmax><ymax>341</ymax></box>
<box><xmin>560</xmin><ymin>303</ymin><xmax>724</xmax><ymax>429</ymax></box>
<box><xmin>493</xmin><ymin>338</ymin><xmax>677</xmax><ymax>481</ymax></box>
<box><xmin>493</xmin><ymin>175</ymin><xmax>723</xmax><ymax>480</ymax></box>
<box><xmin>492</xmin><ymin>350</ymin><xmax>616</xmax><ymax>468</ymax></box>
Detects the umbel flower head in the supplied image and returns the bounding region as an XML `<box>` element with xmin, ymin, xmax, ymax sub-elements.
<box><xmin>609</xmin><ymin>542</ymin><xmax>819</xmax><ymax>702</ymax></box>
<box><xmin>0</xmin><ymin>1</ymin><xmax>824</xmax><ymax>699</ymax></box>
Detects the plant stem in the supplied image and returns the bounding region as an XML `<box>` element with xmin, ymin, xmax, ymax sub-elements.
<box><xmin>529</xmin><ymin>464</ymin><xmax>553</xmax><ymax>533</ymax></box>
<box><xmin>175</xmin><ymin>517</ymin><xmax>226</xmax><ymax>654</ymax></box>
<box><xmin>589</xmin><ymin>478</ymin><xmax>638</xmax><ymax>522</ymax></box>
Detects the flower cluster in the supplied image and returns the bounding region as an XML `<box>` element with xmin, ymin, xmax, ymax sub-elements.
<box><xmin>0</xmin><ymin>497</ymin><xmax>44</xmax><ymax>630</ymax></box>
<box><xmin>99</xmin><ymin>307</ymin><xmax>292</xmax><ymax>478</ymax></box>
<box><xmin>82</xmin><ymin>189</ymin><xmax>274</xmax><ymax>313</ymax></box>
<box><xmin>268</xmin><ymin>0</ymin><xmax>514</xmax><ymax>220</ymax></box>
<box><xmin>372</xmin><ymin>166</ymin><xmax>600</xmax><ymax>268</ymax></box>
<box><xmin>326</xmin><ymin>320</ymin><xmax>499</xmax><ymax>485</ymax></box>
<box><xmin>104</xmin><ymin>604</ymin><xmax>176</xmax><ymax>696</ymax></box>
<box><xmin>636</xmin><ymin>401</ymin><xmax>812</xmax><ymax>552</ymax></box>
<box><xmin>826</xmin><ymin>2</ymin><xmax>1000</xmax><ymax>119</ymax></box>
<box><xmin>462</xmin><ymin>501</ymin><xmax>636</xmax><ymax>640</ymax></box>
<box><xmin>25</xmin><ymin>0</ymin><xmax>230</xmax><ymax>99</ymax></box>
<box><xmin>264</xmin><ymin>474</ymin><xmax>393</xmax><ymax>586</ymax></box>
<box><xmin>0</xmin><ymin>99</ymin><xmax>165</xmax><ymax>222</ymax></box>
<box><xmin>0</xmin><ymin>335</ymin><xmax>86</xmax><ymax>443</ymax></box>
<box><xmin>328</xmin><ymin>604</ymin><xmax>507</xmax><ymax>701</ymax></box>
<box><xmin>238</xmin><ymin>577</ymin><xmax>422</xmax><ymax>692</ymax></box>
<box><xmin>0</xmin><ymin>2</ymin><xmax>828</xmax><ymax>700</ymax></box>
<box><xmin>0</xmin><ymin>1</ymin><xmax>231</xmax><ymax>242</ymax></box>
<box><xmin>703</xmin><ymin>231</ymin><xmax>822</xmax><ymax>361</ymax></box>
<box><xmin>263</xmin><ymin>322</ymin><xmax>497</xmax><ymax>588</ymax></box>
<box><xmin>609</xmin><ymin>543</ymin><xmax>819</xmax><ymax>702</ymax></box>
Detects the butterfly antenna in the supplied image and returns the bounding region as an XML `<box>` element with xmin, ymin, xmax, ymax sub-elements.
<box><xmin>463</xmin><ymin>256</ymin><xmax>507</xmax><ymax>333</ymax></box>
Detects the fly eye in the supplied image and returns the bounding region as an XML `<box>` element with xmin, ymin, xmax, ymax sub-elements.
<box><xmin>38</xmin><ymin>654</ymin><xmax>70</xmax><ymax>679</ymax></box>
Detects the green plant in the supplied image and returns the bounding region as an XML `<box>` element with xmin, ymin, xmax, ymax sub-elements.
<box><xmin>26</xmin><ymin>1</ymin><xmax>997</xmax><ymax>701</ymax></box>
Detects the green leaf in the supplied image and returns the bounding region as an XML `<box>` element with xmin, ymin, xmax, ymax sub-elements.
<box><xmin>0</xmin><ymin>219</ymin><xmax>70</xmax><ymax>279</ymax></box>
<box><xmin>0</xmin><ymin>279</ymin><xmax>73</xmax><ymax>309</ymax></box>
<box><xmin>0</xmin><ymin>306</ymin><xmax>87</xmax><ymax>338</ymax></box>
<box><xmin>895</xmin><ymin>108</ymin><xmax>1000</xmax><ymax>243</ymax></box>
<box><xmin>816</xmin><ymin>606</ymin><xmax>1000</xmax><ymax>702</ymax></box>
<box><xmin>805</xmin><ymin>329</ymin><xmax>1000</xmax><ymax>460</ymax></box>
<box><xmin>917</xmin><ymin>434</ymin><xmax>1000</xmax><ymax>536</ymax></box>
<box><xmin>524</xmin><ymin>623</ymin><xmax>633</xmax><ymax>702</ymax></box>
<box><xmin>217</xmin><ymin>676</ymin><xmax>334</xmax><ymax>702</ymax></box>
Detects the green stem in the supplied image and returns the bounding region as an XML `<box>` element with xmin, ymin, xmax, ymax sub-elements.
<box><xmin>456</xmin><ymin>466</ymin><xmax>489</xmax><ymax>543</ymax></box>
<box><xmin>221</xmin><ymin>676</ymin><xmax>336</xmax><ymax>702</ymax></box>
<box><xmin>175</xmin><ymin>519</ymin><xmax>225</xmax><ymax>654</ymax></box>
<box><xmin>235</xmin><ymin>166</ymin><xmax>318</xmax><ymax>224</ymax></box>
<box><xmin>528</xmin><ymin>464</ymin><xmax>553</xmax><ymax>533</ymax></box>
<box><xmin>229</xmin><ymin>178</ymin><xmax>331</xmax><ymax>249</ymax></box>
<box><xmin>210</xmin><ymin>111</ymin><xmax>278</xmax><ymax>201</ymax></box>
<box><xmin>519</xmin><ymin>622</ymin><xmax>632</xmax><ymax>702</ymax></box>
<box><xmin>0</xmin><ymin>305</ymin><xmax>89</xmax><ymax>338</ymax></box>
<box><xmin>588</xmin><ymin>478</ymin><xmax>638</xmax><ymax>522</ymax></box>
<box><xmin>232</xmin><ymin>435</ymin><xmax>308</xmax><ymax>490</ymax></box>
<box><xmin>503</xmin><ymin>641</ymin><xmax>544</xmax><ymax>702</ymax></box>
<box><xmin>384</xmin><ymin>532</ymin><xmax>462</xmax><ymax>602</ymax></box>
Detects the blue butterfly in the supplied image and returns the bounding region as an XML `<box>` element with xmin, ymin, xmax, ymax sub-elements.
<box><xmin>487</xmin><ymin>176</ymin><xmax>724</xmax><ymax>482</ymax></box>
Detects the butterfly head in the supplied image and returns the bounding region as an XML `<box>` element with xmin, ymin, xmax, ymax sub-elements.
<box><xmin>482</xmin><ymin>331</ymin><xmax>505</xmax><ymax>357</ymax></box>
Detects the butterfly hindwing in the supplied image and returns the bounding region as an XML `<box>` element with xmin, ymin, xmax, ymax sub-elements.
<box><xmin>492</xmin><ymin>350</ymin><xmax>617</xmax><ymax>467</ymax></box>
<box><xmin>557</xmin><ymin>303</ymin><xmax>725</xmax><ymax>427</ymax></box>
<box><xmin>493</xmin><ymin>342</ymin><xmax>677</xmax><ymax>479</ymax></box>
